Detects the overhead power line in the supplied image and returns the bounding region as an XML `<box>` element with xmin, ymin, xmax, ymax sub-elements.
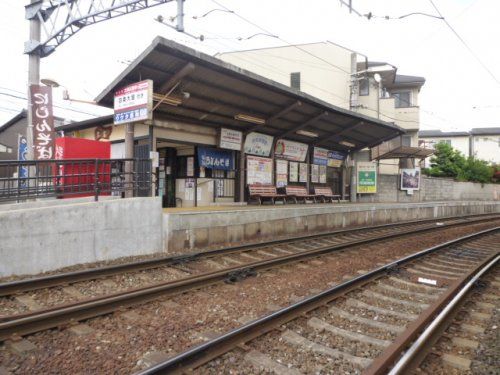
<box><xmin>428</xmin><ymin>0</ymin><xmax>500</xmax><ymax>85</ymax></box>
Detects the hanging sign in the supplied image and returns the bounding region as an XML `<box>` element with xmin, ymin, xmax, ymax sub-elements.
<box><xmin>247</xmin><ymin>155</ymin><xmax>273</xmax><ymax>185</ymax></box>
<box><xmin>289</xmin><ymin>162</ymin><xmax>299</xmax><ymax>182</ymax></box>
<box><xmin>219</xmin><ymin>128</ymin><xmax>242</xmax><ymax>151</ymax></box>
<box><xmin>244</xmin><ymin>132</ymin><xmax>273</xmax><ymax>156</ymax></box>
<box><xmin>197</xmin><ymin>147</ymin><xmax>234</xmax><ymax>171</ymax></box>
<box><xmin>313</xmin><ymin>147</ymin><xmax>328</xmax><ymax>165</ymax></box>
<box><xmin>327</xmin><ymin>150</ymin><xmax>346</xmax><ymax>168</ymax></box>
<box><xmin>401</xmin><ymin>168</ymin><xmax>421</xmax><ymax>191</ymax></box>
<box><xmin>114</xmin><ymin>80</ymin><xmax>153</xmax><ymax>125</ymax></box>
<box><xmin>299</xmin><ymin>162</ymin><xmax>308</xmax><ymax>182</ymax></box>
<box><xmin>276</xmin><ymin>159</ymin><xmax>288</xmax><ymax>187</ymax></box>
<box><xmin>274</xmin><ymin>139</ymin><xmax>308</xmax><ymax>161</ymax></box>
<box><xmin>30</xmin><ymin>85</ymin><xmax>55</xmax><ymax>159</ymax></box>
<box><xmin>357</xmin><ymin>161</ymin><xmax>377</xmax><ymax>193</ymax></box>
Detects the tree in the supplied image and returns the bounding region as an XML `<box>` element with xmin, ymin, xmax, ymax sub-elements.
<box><xmin>425</xmin><ymin>142</ymin><xmax>466</xmax><ymax>178</ymax></box>
<box><xmin>458</xmin><ymin>158</ymin><xmax>494</xmax><ymax>183</ymax></box>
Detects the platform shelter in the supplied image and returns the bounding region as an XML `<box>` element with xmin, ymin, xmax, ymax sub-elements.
<box><xmin>60</xmin><ymin>36</ymin><xmax>404</xmax><ymax>207</ymax></box>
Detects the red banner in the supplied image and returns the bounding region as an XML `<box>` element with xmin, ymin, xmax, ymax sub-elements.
<box><xmin>30</xmin><ymin>85</ymin><xmax>54</xmax><ymax>160</ymax></box>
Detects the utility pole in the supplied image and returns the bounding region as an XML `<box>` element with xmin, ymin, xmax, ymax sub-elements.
<box><xmin>26</xmin><ymin>0</ymin><xmax>41</xmax><ymax>161</ymax></box>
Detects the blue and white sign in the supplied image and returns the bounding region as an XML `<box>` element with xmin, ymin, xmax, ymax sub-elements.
<box><xmin>114</xmin><ymin>108</ymin><xmax>148</xmax><ymax>124</ymax></box>
<box><xmin>313</xmin><ymin>147</ymin><xmax>328</xmax><ymax>165</ymax></box>
<box><xmin>18</xmin><ymin>134</ymin><xmax>28</xmax><ymax>187</ymax></box>
<box><xmin>198</xmin><ymin>147</ymin><xmax>234</xmax><ymax>171</ymax></box>
<box><xmin>327</xmin><ymin>150</ymin><xmax>346</xmax><ymax>167</ymax></box>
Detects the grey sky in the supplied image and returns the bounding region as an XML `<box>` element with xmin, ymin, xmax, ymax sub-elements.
<box><xmin>0</xmin><ymin>0</ymin><xmax>499</xmax><ymax>132</ymax></box>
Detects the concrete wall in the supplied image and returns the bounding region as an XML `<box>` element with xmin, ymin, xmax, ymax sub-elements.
<box><xmin>357</xmin><ymin>175</ymin><xmax>500</xmax><ymax>203</ymax></box>
<box><xmin>163</xmin><ymin>201</ymin><xmax>500</xmax><ymax>254</ymax></box>
<box><xmin>0</xmin><ymin>197</ymin><xmax>163</xmax><ymax>277</ymax></box>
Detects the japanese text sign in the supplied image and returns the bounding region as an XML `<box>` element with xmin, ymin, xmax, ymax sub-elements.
<box><xmin>30</xmin><ymin>85</ymin><xmax>54</xmax><ymax>160</ymax></box>
<box><xmin>114</xmin><ymin>80</ymin><xmax>153</xmax><ymax>125</ymax></box>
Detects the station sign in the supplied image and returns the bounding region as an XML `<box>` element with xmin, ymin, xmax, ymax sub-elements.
<box><xmin>244</xmin><ymin>132</ymin><xmax>273</xmax><ymax>157</ymax></box>
<box><xmin>198</xmin><ymin>147</ymin><xmax>234</xmax><ymax>171</ymax></box>
<box><xmin>114</xmin><ymin>80</ymin><xmax>153</xmax><ymax>125</ymax></box>
<box><xmin>274</xmin><ymin>139</ymin><xmax>308</xmax><ymax>162</ymax></box>
<box><xmin>30</xmin><ymin>85</ymin><xmax>55</xmax><ymax>160</ymax></box>
<box><xmin>357</xmin><ymin>161</ymin><xmax>377</xmax><ymax>194</ymax></box>
<box><xmin>219</xmin><ymin>128</ymin><xmax>242</xmax><ymax>151</ymax></box>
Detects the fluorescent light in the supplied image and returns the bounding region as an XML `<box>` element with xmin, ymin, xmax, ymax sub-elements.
<box><xmin>339</xmin><ymin>140</ymin><xmax>356</xmax><ymax>148</ymax></box>
<box><xmin>234</xmin><ymin>114</ymin><xmax>266</xmax><ymax>125</ymax></box>
<box><xmin>153</xmin><ymin>93</ymin><xmax>182</xmax><ymax>106</ymax></box>
<box><xmin>296</xmin><ymin>129</ymin><xmax>318</xmax><ymax>138</ymax></box>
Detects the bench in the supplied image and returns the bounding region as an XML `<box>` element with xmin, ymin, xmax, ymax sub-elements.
<box><xmin>285</xmin><ymin>185</ymin><xmax>317</xmax><ymax>203</ymax></box>
<box><xmin>314</xmin><ymin>186</ymin><xmax>341</xmax><ymax>203</ymax></box>
<box><xmin>248</xmin><ymin>184</ymin><xmax>286</xmax><ymax>205</ymax></box>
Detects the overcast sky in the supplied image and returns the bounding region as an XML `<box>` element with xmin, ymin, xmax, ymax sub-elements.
<box><xmin>0</xmin><ymin>0</ymin><xmax>499</xmax><ymax>132</ymax></box>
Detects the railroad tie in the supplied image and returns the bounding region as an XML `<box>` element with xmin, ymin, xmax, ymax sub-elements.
<box><xmin>239</xmin><ymin>253</ymin><xmax>262</xmax><ymax>261</ymax></box>
<box><xmin>281</xmin><ymin>329</ymin><xmax>372</xmax><ymax>369</ymax></box>
<box><xmin>406</xmin><ymin>268</ymin><xmax>458</xmax><ymax>281</ymax></box>
<box><xmin>441</xmin><ymin>353</ymin><xmax>471</xmax><ymax>371</ymax></box>
<box><xmin>361</xmin><ymin>290</ymin><xmax>429</xmax><ymax>310</ymax></box>
<box><xmin>375</xmin><ymin>283</ymin><xmax>439</xmax><ymax>300</ymax></box>
<box><xmin>307</xmin><ymin>317</ymin><xmax>391</xmax><ymax>348</ymax></box>
<box><xmin>345</xmin><ymin>298</ymin><xmax>418</xmax><ymax>320</ymax></box>
<box><xmin>388</xmin><ymin>276</ymin><xmax>446</xmax><ymax>292</ymax></box>
<box><xmin>412</xmin><ymin>264</ymin><xmax>463</xmax><ymax>276</ymax></box>
<box><xmin>244</xmin><ymin>350</ymin><xmax>302</xmax><ymax>375</ymax></box>
<box><xmin>328</xmin><ymin>306</ymin><xmax>405</xmax><ymax>334</ymax></box>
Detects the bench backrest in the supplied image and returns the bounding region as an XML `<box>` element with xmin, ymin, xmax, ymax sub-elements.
<box><xmin>248</xmin><ymin>184</ymin><xmax>277</xmax><ymax>196</ymax></box>
<box><xmin>314</xmin><ymin>186</ymin><xmax>334</xmax><ymax>196</ymax></box>
<box><xmin>285</xmin><ymin>185</ymin><xmax>309</xmax><ymax>196</ymax></box>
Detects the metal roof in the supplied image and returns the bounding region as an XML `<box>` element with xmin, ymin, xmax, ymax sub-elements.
<box><xmin>419</xmin><ymin>130</ymin><xmax>469</xmax><ymax>137</ymax></box>
<box><xmin>470</xmin><ymin>127</ymin><xmax>500</xmax><ymax>135</ymax></box>
<box><xmin>95</xmin><ymin>37</ymin><xmax>404</xmax><ymax>152</ymax></box>
<box><xmin>0</xmin><ymin>110</ymin><xmax>27</xmax><ymax>133</ymax></box>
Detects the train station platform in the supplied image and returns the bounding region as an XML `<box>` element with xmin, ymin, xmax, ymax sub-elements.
<box><xmin>163</xmin><ymin>200</ymin><xmax>500</xmax><ymax>253</ymax></box>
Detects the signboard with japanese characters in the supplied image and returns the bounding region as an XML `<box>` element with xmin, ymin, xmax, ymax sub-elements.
<box><xmin>319</xmin><ymin>165</ymin><xmax>327</xmax><ymax>183</ymax></box>
<box><xmin>30</xmin><ymin>85</ymin><xmax>55</xmax><ymax>160</ymax></box>
<box><xmin>274</xmin><ymin>139</ymin><xmax>308</xmax><ymax>162</ymax></box>
<box><xmin>313</xmin><ymin>147</ymin><xmax>328</xmax><ymax>165</ymax></box>
<box><xmin>289</xmin><ymin>162</ymin><xmax>299</xmax><ymax>182</ymax></box>
<box><xmin>197</xmin><ymin>147</ymin><xmax>235</xmax><ymax>171</ymax></box>
<box><xmin>114</xmin><ymin>80</ymin><xmax>153</xmax><ymax>125</ymax></box>
<box><xmin>276</xmin><ymin>159</ymin><xmax>288</xmax><ymax>187</ymax></box>
<box><xmin>357</xmin><ymin>161</ymin><xmax>377</xmax><ymax>193</ymax></box>
<box><xmin>219</xmin><ymin>128</ymin><xmax>243</xmax><ymax>151</ymax></box>
<box><xmin>327</xmin><ymin>150</ymin><xmax>346</xmax><ymax>168</ymax></box>
<box><xmin>311</xmin><ymin>164</ymin><xmax>319</xmax><ymax>183</ymax></box>
<box><xmin>244</xmin><ymin>132</ymin><xmax>273</xmax><ymax>156</ymax></box>
<box><xmin>247</xmin><ymin>155</ymin><xmax>273</xmax><ymax>185</ymax></box>
<box><xmin>299</xmin><ymin>162</ymin><xmax>308</xmax><ymax>182</ymax></box>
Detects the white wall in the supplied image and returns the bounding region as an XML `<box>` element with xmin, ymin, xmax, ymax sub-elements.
<box><xmin>472</xmin><ymin>135</ymin><xmax>500</xmax><ymax>163</ymax></box>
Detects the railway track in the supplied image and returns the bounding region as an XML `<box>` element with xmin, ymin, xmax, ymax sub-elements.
<box><xmin>135</xmin><ymin>227</ymin><xmax>500</xmax><ymax>374</ymax></box>
<box><xmin>0</xmin><ymin>215</ymin><xmax>498</xmax><ymax>343</ymax></box>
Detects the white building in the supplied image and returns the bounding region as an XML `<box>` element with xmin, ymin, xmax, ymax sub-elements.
<box><xmin>218</xmin><ymin>42</ymin><xmax>426</xmax><ymax>174</ymax></box>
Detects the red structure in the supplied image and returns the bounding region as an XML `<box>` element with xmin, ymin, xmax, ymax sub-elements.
<box><xmin>55</xmin><ymin>137</ymin><xmax>111</xmax><ymax>198</ymax></box>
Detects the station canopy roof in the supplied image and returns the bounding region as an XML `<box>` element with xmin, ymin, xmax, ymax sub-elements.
<box><xmin>96</xmin><ymin>36</ymin><xmax>405</xmax><ymax>152</ymax></box>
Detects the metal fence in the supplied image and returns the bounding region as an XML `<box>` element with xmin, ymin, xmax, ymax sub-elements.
<box><xmin>0</xmin><ymin>158</ymin><xmax>152</xmax><ymax>203</ymax></box>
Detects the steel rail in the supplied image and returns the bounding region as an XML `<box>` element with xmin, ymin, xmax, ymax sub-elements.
<box><xmin>0</xmin><ymin>223</ymin><xmax>497</xmax><ymax>342</ymax></box>
<box><xmin>0</xmin><ymin>213</ymin><xmax>497</xmax><ymax>297</ymax></box>
<box><xmin>383</xmin><ymin>254</ymin><xmax>499</xmax><ymax>375</ymax></box>
<box><xmin>129</xmin><ymin>227</ymin><xmax>499</xmax><ymax>374</ymax></box>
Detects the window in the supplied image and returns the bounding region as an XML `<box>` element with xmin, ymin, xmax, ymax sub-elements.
<box><xmin>359</xmin><ymin>77</ymin><xmax>369</xmax><ymax>96</ymax></box>
<box><xmin>393</xmin><ymin>91</ymin><xmax>411</xmax><ymax>108</ymax></box>
<box><xmin>438</xmin><ymin>139</ymin><xmax>451</xmax><ymax>146</ymax></box>
<box><xmin>402</xmin><ymin>135</ymin><xmax>412</xmax><ymax>146</ymax></box>
<box><xmin>290</xmin><ymin>72</ymin><xmax>301</xmax><ymax>90</ymax></box>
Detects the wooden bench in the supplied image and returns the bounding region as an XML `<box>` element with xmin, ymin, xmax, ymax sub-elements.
<box><xmin>285</xmin><ymin>185</ymin><xmax>317</xmax><ymax>204</ymax></box>
<box><xmin>314</xmin><ymin>186</ymin><xmax>341</xmax><ymax>203</ymax></box>
<box><xmin>248</xmin><ymin>184</ymin><xmax>286</xmax><ymax>205</ymax></box>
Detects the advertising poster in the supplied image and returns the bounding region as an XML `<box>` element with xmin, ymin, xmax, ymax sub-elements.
<box><xmin>274</xmin><ymin>139</ymin><xmax>308</xmax><ymax>162</ymax></box>
<box><xmin>357</xmin><ymin>161</ymin><xmax>377</xmax><ymax>193</ymax></box>
<box><xmin>289</xmin><ymin>162</ymin><xmax>299</xmax><ymax>182</ymax></box>
<box><xmin>327</xmin><ymin>150</ymin><xmax>346</xmax><ymax>168</ymax></box>
<box><xmin>299</xmin><ymin>162</ymin><xmax>308</xmax><ymax>182</ymax></box>
<box><xmin>244</xmin><ymin>132</ymin><xmax>273</xmax><ymax>156</ymax></box>
<box><xmin>17</xmin><ymin>134</ymin><xmax>28</xmax><ymax>187</ymax></box>
<box><xmin>313</xmin><ymin>147</ymin><xmax>328</xmax><ymax>165</ymax></box>
<box><xmin>276</xmin><ymin>159</ymin><xmax>288</xmax><ymax>187</ymax></box>
<box><xmin>219</xmin><ymin>128</ymin><xmax>242</xmax><ymax>151</ymax></box>
<box><xmin>247</xmin><ymin>155</ymin><xmax>273</xmax><ymax>185</ymax></box>
<box><xmin>319</xmin><ymin>165</ymin><xmax>327</xmax><ymax>183</ymax></box>
<box><xmin>401</xmin><ymin>168</ymin><xmax>421</xmax><ymax>190</ymax></box>
<box><xmin>311</xmin><ymin>164</ymin><xmax>319</xmax><ymax>183</ymax></box>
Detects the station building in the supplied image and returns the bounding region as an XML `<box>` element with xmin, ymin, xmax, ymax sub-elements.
<box><xmin>58</xmin><ymin>37</ymin><xmax>409</xmax><ymax>207</ymax></box>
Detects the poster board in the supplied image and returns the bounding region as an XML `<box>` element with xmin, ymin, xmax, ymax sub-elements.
<box><xmin>299</xmin><ymin>162</ymin><xmax>308</xmax><ymax>182</ymax></box>
<box><xmin>289</xmin><ymin>162</ymin><xmax>299</xmax><ymax>182</ymax></box>
<box><xmin>356</xmin><ymin>161</ymin><xmax>377</xmax><ymax>193</ymax></box>
<box><xmin>319</xmin><ymin>165</ymin><xmax>327</xmax><ymax>183</ymax></box>
<box><xmin>244</xmin><ymin>132</ymin><xmax>273</xmax><ymax>156</ymax></box>
<box><xmin>311</xmin><ymin>164</ymin><xmax>319</xmax><ymax>183</ymax></box>
<box><xmin>219</xmin><ymin>128</ymin><xmax>242</xmax><ymax>151</ymax></box>
<box><xmin>275</xmin><ymin>139</ymin><xmax>308</xmax><ymax>162</ymax></box>
<box><xmin>276</xmin><ymin>159</ymin><xmax>288</xmax><ymax>187</ymax></box>
<box><xmin>401</xmin><ymin>168</ymin><xmax>421</xmax><ymax>191</ymax></box>
<box><xmin>247</xmin><ymin>155</ymin><xmax>273</xmax><ymax>185</ymax></box>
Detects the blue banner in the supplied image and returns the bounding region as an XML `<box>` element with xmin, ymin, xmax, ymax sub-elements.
<box><xmin>328</xmin><ymin>150</ymin><xmax>346</xmax><ymax>160</ymax></box>
<box><xmin>198</xmin><ymin>147</ymin><xmax>234</xmax><ymax>170</ymax></box>
<box><xmin>18</xmin><ymin>135</ymin><xmax>28</xmax><ymax>188</ymax></box>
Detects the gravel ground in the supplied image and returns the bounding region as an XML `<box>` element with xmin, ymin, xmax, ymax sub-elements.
<box><xmin>0</xmin><ymin>221</ymin><xmax>498</xmax><ymax>374</ymax></box>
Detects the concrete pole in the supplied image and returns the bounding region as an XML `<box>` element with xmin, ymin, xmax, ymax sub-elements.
<box><xmin>239</xmin><ymin>145</ymin><xmax>245</xmax><ymax>202</ymax></box>
<box><xmin>350</xmin><ymin>154</ymin><xmax>357</xmax><ymax>202</ymax></box>
<box><xmin>26</xmin><ymin>0</ymin><xmax>41</xmax><ymax>160</ymax></box>
<box><xmin>176</xmin><ymin>0</ymin><xmax>184</xmax><ymax>32</ymax></box>
<box><xmin>125</xmin><ymin>122</ymin><xmax>135</xmax><ymax>198</ymax></box>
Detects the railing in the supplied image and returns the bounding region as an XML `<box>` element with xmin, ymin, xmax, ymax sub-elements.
<box><xmin>0</xmin><ymin>158</ymin><xmax>152</xmax><ymax>203</ymax></box>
